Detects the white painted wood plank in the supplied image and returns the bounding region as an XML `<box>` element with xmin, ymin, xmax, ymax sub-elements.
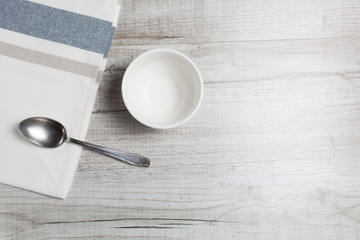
<box><xmin>101</xmin><ymin>38</ymin><xmax>360</xmax><ymax>111</ymax></box>
<box><xmin>115</xmin><ymin>0</ymin><xmax>360</xmax><ymax>45</ymax></box>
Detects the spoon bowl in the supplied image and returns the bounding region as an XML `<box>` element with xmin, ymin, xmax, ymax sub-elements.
<box><xmin>19</xmin><ymin>117</ymin><xmax>67</xmax><ymax>148</ymax></box>
<box><xmin>19</xmin><ymin>117</ymin><xmax>150</xmax><ymax>167</ymax></box>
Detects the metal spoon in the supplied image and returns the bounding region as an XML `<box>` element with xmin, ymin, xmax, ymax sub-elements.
<box><xmin>18</xmin><ymin>117</ymin><xmax>150</xmax><ymax>167</ymax></box>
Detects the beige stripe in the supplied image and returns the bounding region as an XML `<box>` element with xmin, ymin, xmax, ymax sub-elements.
<box><xmin>0</xmin><ymin>41</ymin><xmax>100</xmax><ymax>78</ymax></box>
<box><xmin>95</xmin><ymin>71</ymin><xmax>104</xmax><ymax>83</ymax></box>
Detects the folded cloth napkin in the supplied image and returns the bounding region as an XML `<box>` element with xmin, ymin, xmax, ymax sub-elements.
<box><xmin>0</xmin><ymin>0</ymin><xmax>120</xmax><ymax>198</ymax></box>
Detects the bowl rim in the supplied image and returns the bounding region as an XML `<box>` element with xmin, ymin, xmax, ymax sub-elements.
<box><xmin>121</xmin><ymin>48</ymin><xmax>204</xmax><ymax>129</ymax></box>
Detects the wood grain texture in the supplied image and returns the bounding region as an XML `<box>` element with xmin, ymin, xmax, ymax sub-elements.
<box><xmin>1</xmin><ymin>0</ymin><xmax>360</xmax><ymax>239</ymax></box>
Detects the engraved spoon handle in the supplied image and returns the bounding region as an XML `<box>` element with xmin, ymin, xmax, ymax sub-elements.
<box><xmin>67</xmin><ymin>138</ymin><xmax>150</xmax><ymax>167</ymax></box>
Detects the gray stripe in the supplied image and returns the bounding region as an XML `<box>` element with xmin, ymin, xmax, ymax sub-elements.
<box><xmin>104</xmin><ymin>27</ymin><xmax>116</xmax><ymax>58</ymax></box>
<box><xmin>0</xmin><ymin>0</ymin><xmax>115</xmax><ymax>56</ymax></box>
<box><xmin>0</xmin><ymin>41</ymin><xmax>100</xmax><ymax>78</ymax></box>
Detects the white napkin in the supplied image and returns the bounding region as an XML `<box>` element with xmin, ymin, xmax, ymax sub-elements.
<box><xmin>0</xmin><ymin>0</ymin><xmax>120</xmax><ymax>198</ymax></box>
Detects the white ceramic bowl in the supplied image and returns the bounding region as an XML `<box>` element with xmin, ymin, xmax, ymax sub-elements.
<box><xmin>122</xmin><ymin>49</ymin><xmax>203</xmax><ymax>129</ymax></box>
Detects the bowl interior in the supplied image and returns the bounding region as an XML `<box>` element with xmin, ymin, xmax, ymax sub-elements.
<box><xmin>122</xmin><ymin>50</ymin><xmax>202</xmax><ymax>129</ymax></box>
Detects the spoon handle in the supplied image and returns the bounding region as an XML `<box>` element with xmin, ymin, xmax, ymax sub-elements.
<box><xmin>67</xmin><ymin>138</ymin><xmax>150</xmax><ymax>167</ymax></box>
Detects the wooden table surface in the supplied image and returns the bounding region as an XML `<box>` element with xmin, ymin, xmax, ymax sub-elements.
<box><xmin>2</xmin><ymin>0</ymin><xmax>360</xmax><ymax>239</ymax></box>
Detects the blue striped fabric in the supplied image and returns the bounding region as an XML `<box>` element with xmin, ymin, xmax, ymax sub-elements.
<box><xmin>0</xmin><ymin>0</ymin><xmax>115</xmax><ymax>57</ymax></box>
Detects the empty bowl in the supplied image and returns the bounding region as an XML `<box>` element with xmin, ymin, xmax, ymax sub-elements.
<box><xmin>122</xmin><ymin>49</ymin><xmax>203</xmax><ymax>129</ymax></box>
